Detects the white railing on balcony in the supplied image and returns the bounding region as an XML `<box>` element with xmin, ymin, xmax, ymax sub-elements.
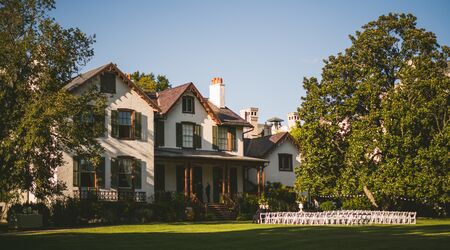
<box><xmin>73</xmin><ymin>189</ymin><xmax>146</xmax><ymax>202</ymax></box>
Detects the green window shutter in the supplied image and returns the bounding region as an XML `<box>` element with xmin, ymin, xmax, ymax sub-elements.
<box><xmin>96</xmin><ymin>157</ymin><xmax>105</xmax><ymax>188</ymax></box>
<box><xmin>229</xmin><ymin>127</ymin><xmax>236</xmax><ymax>151</ymax></box>
<box><xmin>212</xmin><ymin>126</ymin><xmax>218</xmax><ymax>149</ymax></box>
<box><xmin>73</xmin><ymin>156</ymin><xmax>79</xmax><ymax>187</ymax></box>
<box><xmin>278</xmin><ymin>154</ymin><xmax>283</xmax><ymax>171</ymax></box>
<box><xmin>133</xmin><ymin>159</ymin><xmax>142</xmax><ymax>189</ymax></box>
<box><xmin>194</xmin><ymin>124</ymin><xmax>202</xmax><ymax>149</ymax></box>
<box><xmin>176</xmin><ymin>123</ymin><xmax>182</xmax><ymax>147</ymax></box>
<box><xmin>134</xmin><ymin>112</ymin><xmax>142</xmax><ymax>140</ymax></box>
<box><xmin>111</xmin><ymin>158</ymin><xmax>118</xmax><ymax>189</ymax></box>
<box><xmin>156</xmin><ymin>120</ymin><xmax>165</xmax><ymax>147</ymax></box>
<box><xmin>111</xmin><ymin>110</ymin><xmax>119</xmax><ymax>138</ymax></box>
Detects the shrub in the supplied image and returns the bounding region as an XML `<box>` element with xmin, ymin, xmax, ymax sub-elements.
<box><xmin>152</xmin><ymin>192</ymin><xmax>186</xmax><ymax>221</ymax></box>
<box><xmin>237</xmin><ymin>193</ymin><xmax>259</xmax><ymax>217</ymax></box>
<box><xmin>7</xmin><ymin>202</ymin><xmax>51</xmax><ymax>226</ymax></box>
<box><xmin>319</xmin><ymin>201</ymin><xmax>336</xmax><ymax>211</ymax></box>
<box><xmin>264</xmin><ymin>182</ymin><xmax>297</xmax><ymax>212</ymax></box>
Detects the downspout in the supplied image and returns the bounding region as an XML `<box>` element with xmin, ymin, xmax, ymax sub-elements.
<box><xmin>242</xmin><ymin>126</ymin><xmax>254</xmax><ymax>140</ymax></box>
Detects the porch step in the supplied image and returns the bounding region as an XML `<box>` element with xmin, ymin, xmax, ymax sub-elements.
<box><xmin>207</xmin><ymin>204</ymin><xmax>236</xmax><ymax>220</ymax></box>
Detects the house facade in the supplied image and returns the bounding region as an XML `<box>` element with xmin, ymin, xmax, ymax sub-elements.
<box><xmin>57</xmin><ymin>64</ymin><xmax>269</xmax><ymax>203</ymax></box>
<box><xmin>151</xmin><ymin>78</ymin><xmax>268</xmax><ymax>203</ymax></box>
<box><xmin>241</xmin><ymin>108</ymin><xmax>301</xmax><ymax>187</ymax></box>
<box><xmin>59</xmin><ymin>63</ymin><xmax>159</xmax><ymax>202</ymax></box>
<box><xmin>244</xmin><ymin>132</ymin><xmax>301</xmax><ymax>187</ymax></box>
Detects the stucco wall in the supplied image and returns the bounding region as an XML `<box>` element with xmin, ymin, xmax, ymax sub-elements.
<box><xmin>161</xmin><ymin>91</ymin><xmax>244</xmax><ymax>155</ymax></box>
<box><xmin>57</xmin><ymin>74</ymin><xmax>155</xmax><ymax>201</ymax></box>
<box><xmin>248</xmin><ymin>139</ymin><xmax>300</xmax><ymax>187</ymax></box>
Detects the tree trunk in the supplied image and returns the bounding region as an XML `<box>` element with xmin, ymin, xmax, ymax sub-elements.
<box><xmin>363</xmin><ymin>186</ymin><xmax>378</xmax><ymax>208</ymax></box>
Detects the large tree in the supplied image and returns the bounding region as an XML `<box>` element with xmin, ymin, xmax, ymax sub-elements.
<box><xmin>295</xmin><ymin>13</ymin><xmax>449</xmax><ymax>210</ymax></box>
<box><xmin>0</xmin><ymin>0</ymin><xmax>105</xmax><ymax>203</ymax></box>
<box><xmin>131</xmin><ymin>71</ymin><xmax>171</xmax><ymax>92</ymax></box>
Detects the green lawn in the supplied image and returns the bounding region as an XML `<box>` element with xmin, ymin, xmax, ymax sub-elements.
<box><xmin>1</xmin><ymin>219</ymin><xmax>449</xmax><ymax>250</ymax></box>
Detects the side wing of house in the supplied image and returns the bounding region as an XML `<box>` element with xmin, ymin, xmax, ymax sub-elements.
<box><xmin>264</xmin><ymin>140</ymin><xmax>300</xmax><ymax>187</ymax></box>
<box><xmin>58</xmin><ymin>63</ymin><xmax>158</xmax><ymax>202</ymax></box>
<box><xmin>245</xmin><ymin>132</ymin><xmax>300</xmax><ymax>188</ymax></box>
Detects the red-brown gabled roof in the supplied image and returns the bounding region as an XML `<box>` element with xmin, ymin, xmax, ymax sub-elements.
<box><xmin>64</xmin><ymin>63</ymin><xmax>161</xmax><ymax>112</ymax></box>
<box><xmin>155</xmin><ymin>82</ymin><xmax>252</xmax><ymax>127</ymax></box>
<box><xmin>244</xmin><ymin>132</ymin><xmax>300</xmax><ymax>158</ymax></box>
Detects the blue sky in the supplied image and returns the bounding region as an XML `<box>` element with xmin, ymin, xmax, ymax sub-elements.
<box><xmin>52</xmin><ymin>0</ymin><xmax>450</xmax><ymax>122</ymax></box>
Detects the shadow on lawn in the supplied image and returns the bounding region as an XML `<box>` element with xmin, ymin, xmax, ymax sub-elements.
<box><xmin>1</xmin><ymin>224</ymin><xmax>449</xmax><ymax>250</ymax></box>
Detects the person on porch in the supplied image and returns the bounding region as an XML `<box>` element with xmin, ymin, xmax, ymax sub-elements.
<box><xmin>205</xmin><ymin>182</ymin><xmax>211</xmax><ymax>203</ymax></box>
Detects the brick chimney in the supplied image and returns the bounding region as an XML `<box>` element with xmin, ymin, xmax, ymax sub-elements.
<box><xmin>209</xmin><ymin>77</ymin><xmax>225</xmax><ymax>108</ymax></box>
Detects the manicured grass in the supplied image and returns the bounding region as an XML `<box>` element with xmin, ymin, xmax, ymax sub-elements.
<box><xmin>1</xmin><ymin>219</ymin><xmax>449</xmax><ymax>250</ymax></box>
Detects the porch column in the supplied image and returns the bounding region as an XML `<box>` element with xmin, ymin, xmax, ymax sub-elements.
<box><xmin>222</xmin><ymin>165</ymin><xmax>226</xmax><ymax>195</ymax></box>
<box><xmin>261</xmin><ymin>167</ymin><xmax>265</xmax><ymax>193</ymax></box>
<box><xmin>189</xmin><ymin>164</ymin><xmax>193</xmax><ymax>197</ymax></box>
<box><xmin>257</xmin><ymin>167</ymin><xmax>261</xmax><ymax>196</ymax></box>
<box><xmin>184</xmin><ymin>164</ymin><xmax>189</xmax><ymax>196</ymax></box>
<box><xmin>227</xmin><ymin>165</ymin><xmax>231</xmax><ymax>194</ymax></box>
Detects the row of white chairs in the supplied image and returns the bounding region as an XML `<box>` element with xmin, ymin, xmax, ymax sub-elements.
<box><xmin>258</xmin><ymin>210</ymin><xmax>416</xmax><ymax>225</ymax></box>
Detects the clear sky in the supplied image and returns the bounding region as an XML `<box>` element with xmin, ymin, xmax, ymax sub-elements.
<box><xmin>52</xmin><ymin>0</ymin><xmax>450</xmax><ymax>122</ymax></box>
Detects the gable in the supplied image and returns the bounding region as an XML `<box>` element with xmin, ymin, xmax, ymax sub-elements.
<box><xmin>156</xmin><ymin>83</ymin><xmax>221</xmax><ymax>124</ymax></box>
<box><xmin>65</xmin><ymin>63</ymin><xmax>160</xmax><ymax>111</ymax></box>
<box><xmin>245</xmin><ymin>132</ymin><xmax>300</xmax><ymax>158</ymax></box>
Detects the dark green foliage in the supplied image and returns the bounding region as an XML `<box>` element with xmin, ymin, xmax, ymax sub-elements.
<box><xmin>319</xmin><ymin>201</ymin><xmax>336</xmax><ymax>211</ymax></box>
<box><xmin>7</xmin><ymin>202</ymin><xmax>51</xmax><ymax>226</ymax></box>
<box><xmin>152</xmin><ymin>192</ymin><xmax>187</xmax><ymax>221</ymax></box>
<box><xmin>236</xmin><ymin>193</ymin><xmax>259</xmax><ymax>220</ymax></box>
<box><xmin>0</xmin><ymin>0</ymin><xmax>104</xmax><ymax>202</ymax></box>
<box><xmin>264</xmin><ymin>182</ymin><xmax>297</xmax><ymax>212</ymax></box>
<box><xmin>131</xmin><ymin>71</ymin><xmax>171</xmax><ymax>92</ymax></box>
<box><xmin>341</xmin><ymin>197</ymin><xmax>374</xmax><ymax>210</ymax></box>
<box><xmin>295</xmin><ymin>13</ymin><xmax>450</xmax><ymax>213</ymax></box>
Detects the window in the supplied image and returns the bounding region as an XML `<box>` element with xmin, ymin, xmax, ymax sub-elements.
<box><xmin>111</xmin><ymin>109</ymin><xmax>142</xmax><ymax>140</ymax></box>
<box><xmin>182</xmin><ymin>96</ymin><xmax>195</xmax><ymax>113</ymax></box>
<box><xmin>77</xmin><ymin>106</ymin><xmax>105</xmax><ymax>137</ymax></box>
<box><xmin>100</xmin><ymin>72</ymin><xmax>116</xmax><ymax>94</ymax></box>
<box><xmin>218</xmin><ymin>127</ymin><xmax>228</xmax><ymax>150</ymax></box>
<box><xmin>278</xmin><ymin>154</ymin><xmax>293</xmax><ymax>171</ymax></box>
<box><xmin>111</xmin><ymin>157</ymin><xmax>141</xmax><ymax>189</ymax></box>
<box><xmin>213</xmin><ymin>126</ymin><xmax>236</xmax><ymax>151</ymax></box>
<box><xmin>73</xmin><ymin>157</ymin><xmax>105</xmax><ymax>188</ymax></box>
<box><xmin>119</xmin><ymin>110</ymin><xmax>132</xmax><ymax>139</ymax></box>
<box><xmin>182</xmin><ymin>123</ymin><xmax>194</xmax><ymax>148</ymax></box>
<box><xmin>176</xmin><ymin>123</ymin><xmax>202</xmax><ymax>148</ymax></box>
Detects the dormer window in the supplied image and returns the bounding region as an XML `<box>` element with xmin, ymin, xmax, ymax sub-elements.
<box><xmin>100</xmin><ymin>72</ymin><xmax>116</xmax><ymax>94</ymax></box>
<box><xmin>182</xmin><ymin>96</ymin><xmax>195</xmax><ymax>114</ymax></box>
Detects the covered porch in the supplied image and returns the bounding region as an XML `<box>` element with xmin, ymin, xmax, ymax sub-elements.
<box><xmin>155</xmin><ymin>148</ymin><xmax>268</xmax><ymax>203</ymax></box>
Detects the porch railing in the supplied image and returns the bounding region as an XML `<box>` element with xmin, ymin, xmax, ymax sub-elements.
<box><xmin>73</xmin><ymin>189</ymin><xmax>146</xmax><ymax>202</ymax></box>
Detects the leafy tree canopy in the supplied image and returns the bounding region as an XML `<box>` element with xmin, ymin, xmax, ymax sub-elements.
<box><xmin>131</xmin><ymin>71</ymin><xmax>171</xmax><ymax>92</ymax></box>
<box><xmin>0</xmin><ymin>0</ymin><xmax>105</xmax><ymax>201</ymax></box>
<box><xmin>295</xmin><ymin>13</ymin><xmax>449</xmax><ymax>210</ymax></box>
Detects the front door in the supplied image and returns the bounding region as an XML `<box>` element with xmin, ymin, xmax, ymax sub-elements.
<box><xmin>193</xmin><ymin>166</ymin><xmax>203</xmax><ymax>202</ymax></box>
<box><xmin>212</xmin><ymin>167</ymin><xmax>223</xmax><ymax>203</ymax></box>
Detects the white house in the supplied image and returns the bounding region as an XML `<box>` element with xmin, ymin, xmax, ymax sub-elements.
<box><xmin>241</xmin><ymin>108</ymin><xmax>301</xmax><ymax>187</ymax></box>
<box><xmin>244</xmin><ymin>132</ymin><xmax>301</xmax><ymax>187</ymax></box>
<box><xmin>150</xmin><ymin>77</ymin><xmax>268</xmax><ymax>203</ymax></box>
<box><xmin>57</xmin><ymin>65</ymin><xmax>268</xmax><ymax>203</ymax></box>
